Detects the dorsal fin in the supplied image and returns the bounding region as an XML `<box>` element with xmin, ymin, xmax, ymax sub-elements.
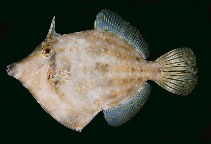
<box><xmin>46</xmin><ymin>16</ymin><xmax>60</xmax><ymax>39</ymax></box>
<box><xmin>94</xmin><ymin>9</ymin><xmax>150</xmax><ymax>59</ymax></box>
<box><xmin>103</xmin><ymin>82</ymin><xmax>151</xmax><ymax>126</ymax></box>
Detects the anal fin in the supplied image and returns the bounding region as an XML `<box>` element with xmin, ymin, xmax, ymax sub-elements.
<box><xmin>103</xmin><ymin>82</ymin><xmax>151</xmax><ymax>127</ymax></box>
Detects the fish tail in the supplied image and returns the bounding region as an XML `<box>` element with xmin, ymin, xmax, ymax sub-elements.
<box><xmin>155</xmin><ymin>48</ymin><xmax>198</xmax><ymax>95</ymax></box>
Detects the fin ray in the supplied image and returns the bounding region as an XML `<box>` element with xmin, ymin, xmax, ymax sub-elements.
<box><xmin>155</xmin><ymin>48</ymin><xmax>197</xmax><ymax>95</ymax></box>
<box><xmin>103</xmin><ymin>82</ymin><xmax>151</xmax><ymax>127</ymax></box>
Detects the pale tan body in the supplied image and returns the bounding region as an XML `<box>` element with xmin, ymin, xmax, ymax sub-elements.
<box><xmin>9</xmin><ymin>29</ymin><xmax>160</xmax><ymax>131</ymax></box>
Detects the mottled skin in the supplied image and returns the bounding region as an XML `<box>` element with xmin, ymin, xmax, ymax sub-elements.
<box><xmin>8</xmin><ymin>29</ymin><xmax>160</xmax><ymax>131</ymax></box>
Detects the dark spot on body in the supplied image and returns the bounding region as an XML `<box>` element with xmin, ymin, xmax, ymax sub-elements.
<box><xmin>127</xmin><ymin>87</ymin><xmax>132</xmax><ymax>93</ymax></box>
<box><xmin>138</xmin><ymin>78</ymin><xmax>141</xmax><ymax>81</ymax></box>
<box><xmin>54</xmin><ymin>80</ymin><xmax>58</xmax><ymax>85</ymax></box>
<box><xmin>47</xmin><ymin>68</ymin><xmax>52</xmax><ymax>80</ymax></box>
<box><xmin>121</xmin><ymin>79</ymin><xmax>129</xmax><ymax>83</ymax></box>
<box><xmin>131</xmin><ymin>67</ymin><xmax>136</xmax><ymax>72</ymax></box>
<box><xmin>136</xmin><ymin>57</ymin><xmax>142</xmax><ymax>61</ymax></box>
<box><xmin>95</xmin><ymin>62</ymin><xmax>109</xmax><ymax>73</ymax></box>
<box><xmin>107</xmin><ymin>93</ymin><xmax>117</xmax><ymax>99</ymax></box>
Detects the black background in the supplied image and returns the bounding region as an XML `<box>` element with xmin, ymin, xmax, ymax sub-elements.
<box><xmin>1</xmin><ymin>0</ymin><xmax>210</xmax><ymax>143</ymax></box>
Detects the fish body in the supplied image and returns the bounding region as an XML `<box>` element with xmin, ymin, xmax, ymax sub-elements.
<box><xmin>7</xmin><ymin>10</ymin><xmax>197</xmax><ymax>131</ymax></box>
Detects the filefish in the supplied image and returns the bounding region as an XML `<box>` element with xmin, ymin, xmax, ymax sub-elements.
<box><xmin>7</xmin><ymin>9</ymin><xmax>198</xmax><ymax>131</ymax></box>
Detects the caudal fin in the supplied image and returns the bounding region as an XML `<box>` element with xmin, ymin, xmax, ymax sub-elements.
<box><xmin>155</xmin><ymin>48</ymin><xmax>197</xmax><ymax>95</ymax></box>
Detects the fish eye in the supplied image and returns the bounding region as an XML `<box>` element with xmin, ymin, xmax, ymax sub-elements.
<box><xmin>42</xmin><ymin>45</ymin><xmax>54</xmax><ymax>57</ymax></box>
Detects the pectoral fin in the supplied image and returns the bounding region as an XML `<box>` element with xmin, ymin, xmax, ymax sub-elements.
<box><xmin>103</xmin><ymin>82</ymin><xmax>151</xmax><ymax>127</ymax></box>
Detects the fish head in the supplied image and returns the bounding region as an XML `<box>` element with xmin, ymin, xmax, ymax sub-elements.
<box><xmin>7</xmin><ymin>40</ymin><xmax>56</xmax><ymax>82</ymax></box>
<box><xmin>6</xmin><ymin>37</ymin><xmax>72</xmax><ymax>128</ymax></box>
<box><xmin>6</xmin><ymin>17</ymin><xmax>92</xmax><ymax>131</ymax></box>
<box><xmin>7</xmin><ymin>16</ymin><xmax>62</xmax><ymax>89</ymax></box>
<box><xmin>6</xmin><ymin>16</ymin><xmax>62</xmax><ymax>115</ymax></box>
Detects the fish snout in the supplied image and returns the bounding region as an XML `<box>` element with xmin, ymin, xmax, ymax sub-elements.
<box><xmin>7</xmin><ymin>63</ymin><xmax>17</xmax><ymax>76</ymax></box>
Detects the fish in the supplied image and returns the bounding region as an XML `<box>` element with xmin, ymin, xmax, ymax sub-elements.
<box><xmin>7</xmin><ymin>9</ymin><xmax>198</xmax><ymax>132</ymax></box>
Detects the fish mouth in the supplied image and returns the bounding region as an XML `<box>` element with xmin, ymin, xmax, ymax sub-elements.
<box><xmin>6</xmin><ymin>63</ymin><xmax>16</xmax><ymax>76</ymax></box>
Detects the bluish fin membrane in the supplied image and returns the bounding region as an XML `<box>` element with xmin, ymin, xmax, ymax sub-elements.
<box><xmin>103</xmin><ymin>82</ymin><xmax>151</xmax><ymax>127</ymax></box>
<box><xmin>95</xmin><ymin>9</ymin><xmax>149</xmax><ymax>59</ymax></box>
<box><xmin>155</xmin><ymin>48</ymin><xmax>198</xmax><ymax>95</ymax></box>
